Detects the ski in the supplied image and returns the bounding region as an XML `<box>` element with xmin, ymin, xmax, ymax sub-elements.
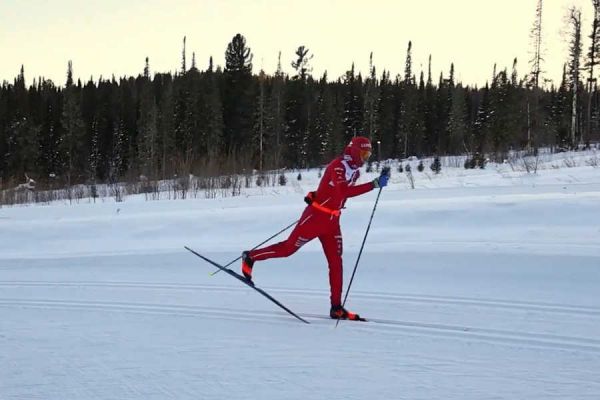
<box><xmin>309</xmin><ymin>314</ymin><xmax>368</xmax><ymax>322</ymax></box>
<box><xmin>184</xmin><ymin>246</ymin><xmax>310</xmax><ymax>324</ymax></box>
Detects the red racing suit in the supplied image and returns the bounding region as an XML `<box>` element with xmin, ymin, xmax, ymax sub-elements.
<box><xmin>248</xmin><ymin>156</ymin><xmax>374</xmax><ymax>306</ymax></box>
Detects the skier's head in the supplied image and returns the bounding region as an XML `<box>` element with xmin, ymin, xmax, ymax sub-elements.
<box><xmin>344</xmin><ymin>136</ymin><xmax>372</xmax><ymax>168</ymax></box>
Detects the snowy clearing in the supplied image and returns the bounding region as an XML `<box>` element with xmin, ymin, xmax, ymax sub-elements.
<box><xmin>1</xmin><ymin>156</ymin><xmax>600</xmax><ymax>399</ymax></box>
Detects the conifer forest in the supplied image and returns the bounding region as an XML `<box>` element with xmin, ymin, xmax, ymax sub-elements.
<box><xmin>2</xmin><ymin>11</ymin><xmax>600</xmax><ymax>190</ymax></box>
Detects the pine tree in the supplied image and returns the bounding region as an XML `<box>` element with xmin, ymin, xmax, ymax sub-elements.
<box><xmin>363</xmin><ymin>52</ymin><xmax>379</xmax><ymax>143</ymax></box>
<box><xmin>395</xmin><ymin>41</ymin><xmax>417</xmax><ymax>158</ymax></box>
<box><xmin>585</xmin><ymin>0</ymin><xmax>600</xmax><ymax>144</ymax></box>
<box><xmin>265</xmin><ymin>52</ymin><xmax>286</xmax><ymax>168</ymax></box>
<box><xmin>223</xmin><ymin>33</ymin><xmax>254</xmax><ymax>159</ymax></box>
<box><xmin>473</xmin><ymin>84</ymin><xmax>491</xmax><ymax>154</ymax></box>
<box><xmin>549</xmin><ymin>65</ymin><xmax>571</xmax><ymax>149</ymax></box>
<box><xmin>110</xmin><ymin>118</ymin><xmax>126</xmax><ymax>183</ymax></box>
<box><xmin>173</xmin><ymin>72</ymin><xmax>189</xmax><ymax>167</ymax></box>
<box><xmin>35</xmin><ymin>79</ymin><xmax>63</xmax><ymax>179</ymax></box>
<box><xmin>488</xmin><ymin>69</ymin><xmax>512</xmax><ymax>158</ymax></box>
<box><xmin>0</xmin><ymin>84</ymin><xmax>6</xmax><ymax>180</ymax></box>
<box><xmin>377</xmin><ymin>70</ymin><xmax>397</xmax><ymax>158</ymax></box>
<box><xmin>80</xmin><ymin>78</ymin><xmax>98</xmax><ymax>178</ymax></box>
<box><xmin>201</xmin><ymin>66</ymin><xmax>224</xmax><ymax>164</ymax></box>
<box><xmin>117</xmin><ymin>76</ymin><xmax>136</xmax><ymax>177</ymax></box>
<box><xmin>6</xmin><ymin>66</ymin><xmax>41</xmax><ymax>179</ymax></box>
<box><xmin>567</xmin><ymin>7</ymin><xmax>583</xmax><ymax>147</ymax></box>
<box><xmin>528</xmin><ymin>0</ymin><xmax>544</xmax><ymax>89</ymax></box>
<box><xmin>88</xmin><ymin>118</ymin><xmax>100</xmax><ymax>181</ymax></box>
<box><xmin>423</xmin><ymin>55</ymin><xmax>436</xmax><ymax>154</ymax></box>
<box><xmin>447</xmin><ymin>83</ymin><xmax>468</xmax><ymax>155</ymax></box>
<box><xmin>253</xmin><ymin>70</ymin><xmax>267</xmax><ymax>170</ymax></box>
<box><xmin>291</xmin><ymin>46</ymin><xmax>313</xmax><ymax>81</ymax></box>
<box><xmin>60</xmin><ymin>61</ymin><xmax>86</xmax><ymax>185</ymax></box>
<box><xmin>181</xmin><ymin>36</ymin><xmax>187</xmax><ymax>74</ymax></box>
<box><xmin>285</xmin><ymin>46</ymin><xmax>313</xmax><ymax>167</ymax></box>
<box><xmin>343</xmin><ymin>63</ymin><xmax>363</xmax><ymax>140</ymax></box>
<box><xmin>527</xmin><ymin>0</ymin><xmax>544</xmax><ymax>151</ymax></box>
<box><xmin>156</xmin><ymin>74</ymin><xmax>175</xmax><ymax>178</ymax></box>
<box><xmin>435</xmin><ymin>68</ymin><xmax>452</xmax><ymax>155</ymax></box>
<box><xmin>308</xmin><ymin>73</ymin><xmax>334</xmax><ymax>166</ymax></box>
<box><xmin>137</xmin><ymin>69</ymin><xmax>158</xmax><ymax>177</ymax></box>
<box><xmin>404</xmin><ymin>41</ymin><xmax>413</xmax><ymax>84</ymax></box>
<box><xmin>183</xmin><ymin>68</ymin><xmax>206</xmax><ymax>168</ymax></box>
<box><xmin>413</xmin><ymin>71</ymin><xmax>428</xmax><ymax>156</ymax></box>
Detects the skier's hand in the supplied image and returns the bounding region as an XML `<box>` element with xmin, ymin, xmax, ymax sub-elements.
<box><xmin>372</xmin><ymin>175</ymin><xmax>388</xmax><ymax>188</ymax></box>
<box><xmin>304</xmin><ymin>191</ymin><xmax>316</xmax><ymax>205</ymax></box>
<box><xmin>372</xmin><ymin>167</ymin><xmax>391</xmax><ymax>189</ymax></box>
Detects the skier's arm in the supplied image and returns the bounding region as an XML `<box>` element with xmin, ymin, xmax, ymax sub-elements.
<box><xmin>347</xmin><ymin>167</ymin><xmax>390</xmax><ymax>197</ymax></box>
<box><xmin>344</xmin><ymin>182</ymin><xmax>375</xmax><ymax>198</ymax></box>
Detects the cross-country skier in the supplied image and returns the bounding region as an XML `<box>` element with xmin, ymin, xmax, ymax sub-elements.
<box><xmin>240</xmin><ymin>136</ymin><xmax>390</xmax><ymax>320</ymax></box>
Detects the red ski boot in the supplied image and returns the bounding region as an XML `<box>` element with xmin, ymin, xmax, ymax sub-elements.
<box><xmin>330</xmin><ymin>305</ymin><xmax>364</xmax><ymax>321</ymax></box>
<box><xmin>241</xmin><ymin>251</ymin><xmax>254</xmax><ymax>283</ymax></box>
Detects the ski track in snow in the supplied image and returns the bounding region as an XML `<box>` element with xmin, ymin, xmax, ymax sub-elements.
<box><xmin>2</xmin><ymin>280</ymin><xmax>600</xmax><ymax>355</ymax></box>
<box><xmin>2</xmin><ymin>162</ymin><xmax>600</xmax><ymax>399</ymax></box>
<box><xmin>1</xmin><ymin>280</ymin><xmax>599</xmax><ymax>316</ymax></box>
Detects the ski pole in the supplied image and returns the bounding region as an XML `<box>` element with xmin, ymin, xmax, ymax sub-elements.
<box><xmin>336</xmin><ymin>166</ymin><xmax>389</xmax><ymax>327</ymax></box>
<box><xmin>210</xmin><ymin>218</ymin><xmax>299</xmax><ymax>276</ymax></box>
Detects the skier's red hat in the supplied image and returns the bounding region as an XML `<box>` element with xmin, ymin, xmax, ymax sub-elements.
<box><xmin>344</xmin><ymin>136</ymin><xmax>372</xmax><ymax>168</ymax></box>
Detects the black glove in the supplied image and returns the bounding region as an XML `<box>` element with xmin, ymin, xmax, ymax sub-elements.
<box><xmin>304</xmin><ymin>191</ymin><xmax>316</xmax><ymax>205</ymax></box>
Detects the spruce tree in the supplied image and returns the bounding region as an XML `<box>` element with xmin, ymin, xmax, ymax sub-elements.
<box><xmin>550</xmin><ymin>65</ymin><xmax>572</xmax><ymax>149</ymax></box>
<box><xmin>585</xmin><ymin>1</ymin><xmax>600</xmax><ymax>144</ymax></box>
<box><xmin>423</xmin><ymin>55</ymin><xmax>437</xmax><ymax>155</ymax></box>
<box><xmin>253</xmin><ymin>70</ymin><xmax>268</xmax><ymax>170</ymax></box>
<box><xmin>343</xmin><ymin>63</ymin><xmax>364</xmax><ymax>140</ymax></box>
<box><xmin>473</xmin><ymin>84</ymin><xmax>491</xmax><ymax>154</ymax></box>
<box><xmin>377</xmin><ymin>70</ymin><xmax>397</xmax><ymax>158</ymax></box>
<box><xmin>567</xmin><ymin>7</ymin><xmax>583</xmax><ymax>147</ymax></box>
<box><xmin>223</xmin><ymin>33</ymin><xmax>254</xmax><ymax>159</ymax></box>
<box><xmin>363</xmin><ymin>52</ymin><xmax>379</xmax><ymax>141</ymax></box>
<box><xmin>488</xmin><ymin>69</ymin><xmax>513</xmax><ymax>158</ymax></box>
<box><xmin>60</xmin><ymin>62</ymin><xmax>86</xmax><ymax>185</ymax></box>
<box><xmin>448</xmin><ymin>87</ymin><xmax>468</xmax><ymax>154</ymax></box>
<box><xmin>284</xmin><ymin>46</ymin><xmax>313</xmax><ymax>167</ymax></box>
<box><xmin>308</xmin><ymin>73</ymin><xmax>334</xmax><ymax>166</ymax></box>
<box><xmin>265</xmin><ymin>52</ymin><xmax>286</xmax><ymax>168</ymax></box>
<box><xmin>156</xmin><ymin>74</ymin><xmax>175</xmax><ymax>178</ymax></box>
<box><xmin>6</xmin><ymin>66</ymin><xmax>41</xmax><ymax>179</ymax></box>
<box><xmin>201</xmin><ymin>65</ymin><xmax>224</xmax><ymax>164</ymax></box>
<box><xmin>137</xmin><ymin>68</ymin><xmax>158</xmax><ymax>177</ymax></box>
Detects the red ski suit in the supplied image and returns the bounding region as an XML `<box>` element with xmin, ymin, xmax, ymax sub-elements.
<box><xmin>248</xmin><ymin>156</ymin><xmax>374</xmax><ymax>306</ymax></box>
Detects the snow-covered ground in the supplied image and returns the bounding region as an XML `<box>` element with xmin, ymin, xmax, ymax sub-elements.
<box><xmin>1</xmin><ymin>154</ymin><xmax>600</xmax><ymax>399</ymax></box>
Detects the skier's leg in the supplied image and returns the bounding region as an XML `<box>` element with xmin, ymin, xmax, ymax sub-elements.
<box><xmin>242</xmin><ymin>211</ymin><xmax>318</xmax><ymax>281</ymax></box>
<box><xmin>318</xmin><ymin>226</ymin><xmax>343</xmax><ymax>307</ymax></box>
<box><xmin>320</xmin><ymin>229</ymin><xmax>362</xmax><ymax>320</ymax></box>
<box><xmin>250</xmin><ymin>214</ymin><xmax>317</xmax><ymax>261</ymax></box>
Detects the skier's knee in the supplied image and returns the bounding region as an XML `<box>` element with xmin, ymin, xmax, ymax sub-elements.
<box><xmin>282</xmin><ymin>243</ymin><xmax>299</xmax><ymax>257</ymax></box>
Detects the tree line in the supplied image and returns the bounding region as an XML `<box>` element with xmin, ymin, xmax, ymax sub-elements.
<box><xmin>1</xmin><ymin>10</ymin><xmax>599</xmax><ymax>188</ymax></box>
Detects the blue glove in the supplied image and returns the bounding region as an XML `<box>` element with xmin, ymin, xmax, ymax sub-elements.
<box><xmin>372</xmin><ymin>168</ymin><xmax>390</xmax><ymax>188</ymax></box>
